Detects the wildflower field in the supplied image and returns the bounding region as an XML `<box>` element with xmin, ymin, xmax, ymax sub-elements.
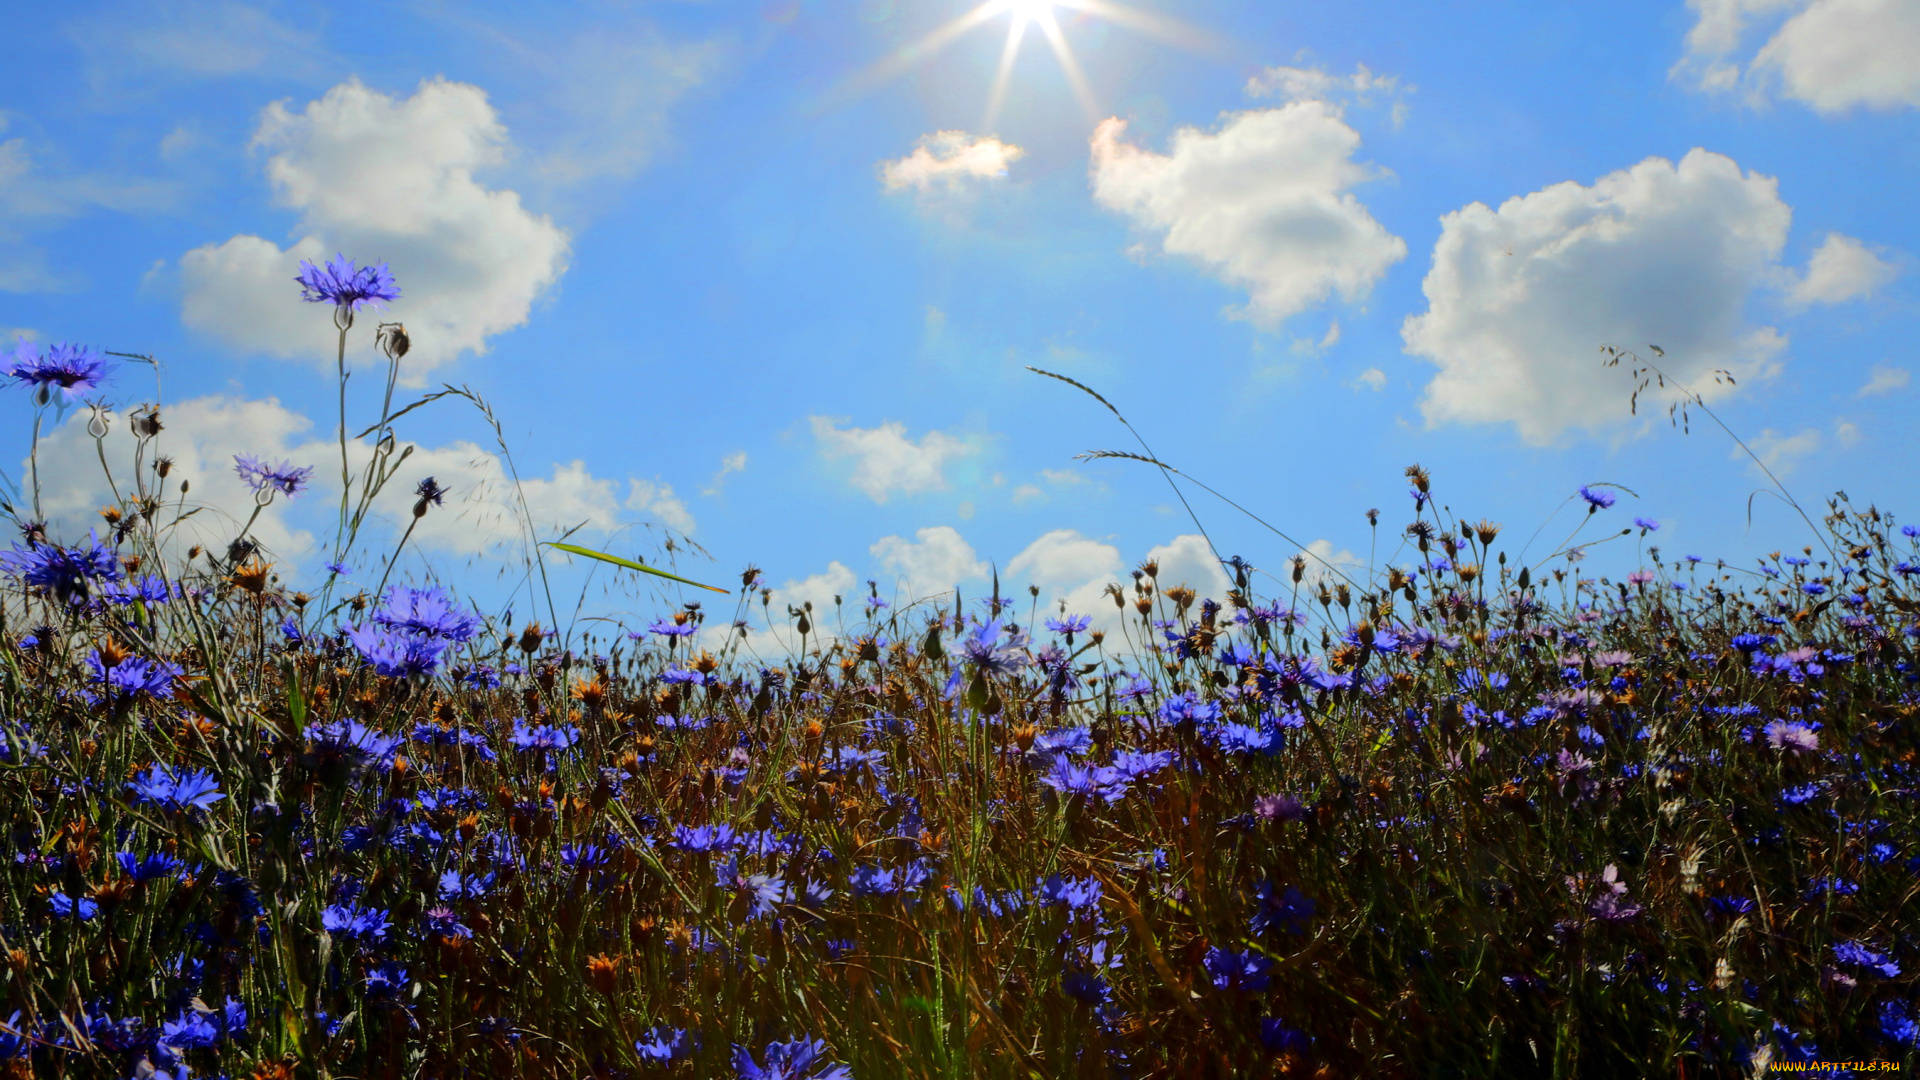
<box><xmin>2</xmin><ymin>261</ymin><xmax>1918</xmax><ymax>1079</ymax></box>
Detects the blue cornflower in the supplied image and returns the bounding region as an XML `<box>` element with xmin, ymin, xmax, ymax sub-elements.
<box><xmin>716</xmin><ymin>858</ymin><xmax>785</xmax><ymax>920</ymax></box>
<box><xmin>49</xmin><ymin>891</ymin><xmax>100</xmax><ymax>921</ymax></box>
<box><xmin>104</xmin><ymin>575</ymin><xmax>171</xmax><ymax>606</ymax></box>
<box><xmin>129</xmin><ymin>765</ymin><xmax>225</xmax><ymax>813</ymax></box>
<box><xmin>1045</xmin><ymin>614</ymin><xmax>1092</xmax><ymax>637</ymax></box>
<box><xmin>1251</xmin><ymin>882</ymin><xmax>1316</xmax><ymax>937</ymax></box>
<box><xmin>1032</xmin><ymin>726</ymin><xmax>1091</xmax><ymax>757</ymax></box>
<box><xmin>1037</xmin><ymin>874</ymin><xmax>1102</xmax><ymax>915</ymax></box>
<box><xmin>160</xmin><ymin>1009</ymin><xmax>219</xmax><ymax>1049</ymax></box>
<box><xmin>1261</xmin><ymin>1018</ymin><xmax>1312</xmax><ymax>1054</ymax></box>
<box><xmin>732</xmin><ymin>1036</ymin><xmax>853</xmax><ymax>1080</ymax></box>
<box><xmin>636</xmin><ymin>1026</ymin><xmax>701</xmax><ymax>1063</ymax></box>
<box><xmin>233</xmin><ymin>455</ymin><xmax>313</xmax><ymax>500</ymax></box>
<box><xmin>364</xmin><ymin>962</ymin><xmax>409</xmax><ymax>997</ymax></box>
<box><xmin>1634</xmin><ymin>517</ymin><xmax>1660</xmax><ymax>531</ymax></box>
<box><xmin>671</xmin><ymin>823</ymin><xmax>741</xmax><ymax>853</ymax></box>
<box><xmin>295</xmin><ymin>254</ymin><xmax>400</xmax><ymax>310</ymax></box>
<box><xmin>1</xmin><ymin>531</ymin><xmax>123</xmax><ymax>603</ymax></box>
<box><xmin>1579</xmin><ymin>485</ymin><xmax>1616</xmax><ymax>510</ymax></box>
<box><xmin>1204</xmin><ymin>947</ymin><xmax>1274</xmax><ymax>992</ymax></box>
<box><xmin>1062</xmin><ymin>968</ymin><xmax>1111</xmax><ymax>1005</ymax></box>
<box><xmin>221</xmin><ymin>997</ymin><xmax>248</xmax><ymax>1039</ymax></box>
<box><xmin>87</xmin><ymin>651</ymin><xmax>183</xmax><ymax>699</ymax></box>
<box><xmin>1833</xmin><ymin>940</ymin><xmax>1901</xmax><ymax>978</ymax></box>
<box><xmin>116</xmin><ymin>851</ymin><xmax>183</xmax><ymax>882</ymax></box>
<box><xmin>320</xmin><ymin>902</ymin><xmax>391</xmax><ymax>946</ymax></box>
<box><xmin>648</xmin><ymin>617</ymin><xmax>698</xmax><ymax>638</ymax></box>
<box><xmin>508</xmin><ymin>720</ymin><xmax>581</xmax><ymax>753</ymax></box>
<box><xmin>1802</xmin><ymin>582</ymin><xmax>1827</xmax><ymax>597</ymax></box>
<box><xmin>373</xmin><ymin>584</ymin><xmax>478</xmax><ymax>642</ymax></box>
<box><xmin>306</xmin><ymin>719</ymin><xmax>403</xmax><ymax>771</ymax></box>
<box><xmin>1881</xmin><ymin>1000</ymin><xmax>1919</xmax><ymax>1047</ymax></box>
<box><xmin>6</xmin><ymin>340</ymin><xmax>111</xmax><ymax>403</ymax></box>
<box><xmin>438</xmin><ymin>870</ymin><xmax>496</xmax><ymax>900</ymax></box>
<box><xmin>1037</xmin><ymin>756</ymin><xmax>1105</xmax><ymax>802</ymax></box>
<box><xmin>960</xmin><ymin>619</ymin><xmax>1027</xmax><ymax>678</ymax></box>
<box><xmin>345</xmin><ymin>623</ymin><xmax>448</xmax><ymax>679</ymax></box>
<box><xmin>413</xmin><ymin>475</ymin><xmax>447</xmax><ymax>510</ymax></box>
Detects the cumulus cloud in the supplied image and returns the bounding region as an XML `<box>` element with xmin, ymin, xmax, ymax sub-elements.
<box><xmin>1089</xmin><ymin>105</ymin><xmax>1405</xmax><ymax>327</ymax></box>
<box><xmin>881</xmin><ymin>131</ymin><xmax>1025</xmax><ymax>194</ymax></box>
<box><xmin>1351</xmin><ymin>367</ymin><xmax>1387</xmax><ymax>391</ymax></box>
<box><xmin>28</xmin><ymin>393</ymin><xmax>661</xmax><ymax>573</ymax></box>
<box><xmin>1245</xmin><ymin>63</ymin><xmax>1407</xmax><ymax>108</ymax></box>
<box><xmin>1858</xmin><ymin>363</ymin><xmax>1910</xmax><ymax>397</ymax></box>
<box><xmin>1744</xmin><ymin>426</ymin><xmax>1822</xmax><ymax>474</ymax></box>
<box><xmin>1403</xmin><ymin>149</ymin><xmax>1792</xmax><ymax>443</ymax></box>
<box><xmin>179</xmin><ymin>78</ymin><xmax>570</xmax><ymax>378</ymax></box>
<box><xmin>703</xmin><ymin>451</ymin><xmax>747</xmax><ymax>496</ymax></box>
<box><xmin>871</xmin><ymin>526</ymin><xmax>988</xmax><ymax>599</ymax></box>
<box><xmin>1293</xmin><ymin>539</ymin><xmax>1366</xmax><ymax>586</ymax></box>
<box><xmin>810</xmin><ymin>417</ymin><xmax>978</xmax><ymax>503</ymax></box>
<box><xmin>1787</xmin><ymin>232</ymin><xmax>1898</xmax><ymax>306</ymax></box>
<box><xmin>1675</xmin><ymin>0</ymin><xmax>1920</xmax><ymax>112</ymax></box>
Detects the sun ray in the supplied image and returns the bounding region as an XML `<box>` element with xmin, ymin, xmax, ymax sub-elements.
<box><xmin>1035</xmin><ymin>9</ymin><xmax>1101</xmax><ymax>124</ymax></box>
<box><xmin>982</xmin><ymin>13</ymin><xmax>1033</xmax><ymax>134</ymax></box>
<box><xmin>821</xmin><ymin>0</ymin><xmax>1215</xmax><ymax>125</ymax></box>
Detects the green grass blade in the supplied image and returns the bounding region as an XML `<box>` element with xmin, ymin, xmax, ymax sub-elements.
<box><xmin>544</xmin><ymin>542</ymin><xmax>730</xmax><ymax>594</ymax></box>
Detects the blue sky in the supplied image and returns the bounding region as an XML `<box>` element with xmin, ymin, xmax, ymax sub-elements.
<box><xmin>2</xmin><ymin>0</ymin><xmax>1914</xmax><ymax>638</ymax></box>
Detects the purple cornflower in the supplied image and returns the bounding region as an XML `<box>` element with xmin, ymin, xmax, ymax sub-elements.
<box><xmin>49</xmin><ymin>892</ymin><xmax>100</xmax><ymax>921</ymax></box>
<box><xmin>1253</xmin><ymin>793</ymin><xmax>1307</xmax><ymax>823</ymax></box>
<box><xmin>732</xmin><ymin>1037</ymin><xmax>852</xmax><ymax>1080</ymax></box>
<box><xmin>413</xmin><ymin>476</ymin><xmax>447</xmax><ymax>508</ymax></box>
<box><xmin>306</xmin><ymin>720</ymin><xmax>402</xmax><ymax>771</ymax></box>
<box><xmin>636</xmin><ymin>1027</ymin><xmax>700</xmax><ymax>1063</ymax></box>
<box><xmin>1</xmin><ymin>532</ymin><xmax>123</xmax><ymax>603</ymax></box>
<box><xmin>508</xmin><ymin>720</ymin><xmax>580</xmax><ymax>752</ymax></box>
<box><xmin>671</xmin><ymin>823</ymin><xmax>741</xmax><ymax>853</ymax></box>
<box><xmin>1763</xmin><ymin>720</ymin><xmax>1819</xmax><ymax>755</ymax></box>
<box><xmin>1579</xmin><ymin>486</ymin><xmax>1616</xmax><ymax>511</ymax></box>
<box><xmin>422</xmin><ymin>906</ymin><xmax>472</xmax><ymax>939</ymax></box>
<box><xmin>1045</xmin><ymin>614</ymin><xmax>1092</xmax><ymax>638</ymax></box>
<box><xmin>160</xmin><ymin>1010</ymin><xmax>219</xmax><ymax>1049</ymax></box>
<box><xmin>346</xmin><ymin>623</ymin><xmax>447</xmax><ymax>679</ymax></box>
<box><xmin>6</xmin><ymin>341</ymin><xmax>111</xmax><ymax>403</ymax></box>
<box><xmin>295</xmin><ymin>254</ymin><xmax>400</xmax><ymax>310</ymax></box>
<box><xmin>233</xmin><ymin>455</ymin><xmax>312</xmax><ymax>500</ymax></box>
<box><xmin>1634</xmin><ymin>517</ymin><xmax>1660</xmax><ymax>531</ymax></box>
<box><xmin>320</xmin><ymin>902</ymin><xmax>391</xmax><ymax>946</ymax></box>
<box><xmin>1037</xmin><ymin>874</ymin><xmax>1103</xmax><ymax>915</ymax></box>
<box><xmin>86</xmin><ymin>652</ymin><xmax>183</xmax><ymax>699</ymax></box>
<box><xmin>1250</xmin><ymin>882</ymin><xmax>1316</xmax><ymax>937</ymax></box>
<box><xmin>960</xmin><ymin>619</ymin><xmax>1027</xmax><ymax>678</ymax></box>
<box><xmin>1833</xmin><ymin>940</ymin><xmax>1901</xmax><ymax>979</ymax></box>
<box><xmin>1204</xmin><ymin>947</ymin><xmax>1274</xmax><ymax>992</ymax></box>
<box><xmin>128</xmin><ymin>764</ymin><xmax>225</xmax><ymax>813</ymax></box>
<box><xmin>1585</xmin><ymin>864</ymin><xmax>1643</xmax><ymax>922</ymax></box>
<box><xmin>372</xmin><ymin>584</ymin><xmax>478</xmax><ymax>642</ymax></box>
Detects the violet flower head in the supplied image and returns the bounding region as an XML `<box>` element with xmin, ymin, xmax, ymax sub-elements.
<box><xmin>1</xmin><ymin>531</ymin><xmax>123</xmax><ymax>604</ymax></box>
<box><xmin>731</xmin><ymin>1036</ymin><xmax>852</xmax><ymax>1080</ymax></box>
<box><xmin>128</xmin><ymin>764</ymin><xmax>225</xmax><ymax>814</ymax></box>
<box><xmin>6</xmin><ymin>341</ymin><xmax>111</xmax><ymax>403</ymax></box>
<box><xmin>1763</xmin><ymin>720</ymin><xmax>1819</xmax><ymax>755</ymax></box>
<box><xmin>1204</xmin><ymin>946</ymin><xmax>1274</xmax><ymax>992</ymax></box>
<box><xmin>1579</xmin><ymin>485</ymin><xmax>1617</xmax><ymax>511</ymax></box>
<box><xmin>295</xmin><ymin>254</ymin><xmax>400</xmax><ymax>310</ymax></box>
<box><xmin>233</xmin><ymin>455</ymin><xmax>313</xmax><ymax>501</ymax></box>
<box><xmin>373</xmin><ymin>584</ymin><xmax>478</xmax><ymax>642</ymax></box>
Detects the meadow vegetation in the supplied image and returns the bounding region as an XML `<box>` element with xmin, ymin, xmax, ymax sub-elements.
<box><xmin>0</xmin><ymin>259</ymin><xmax>1916</xmax><ymax>1078</ymax></box>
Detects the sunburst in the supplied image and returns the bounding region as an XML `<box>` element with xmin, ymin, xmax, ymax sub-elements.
<box><xmin>835</xmin><ymin>0</ymin><xmax>1221</xmax><ymax>131</ymax></box>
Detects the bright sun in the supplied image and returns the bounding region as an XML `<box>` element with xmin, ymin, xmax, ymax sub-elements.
<box><xmin>838</xmin><ymin>0</ymin><xmax>1215</xmax><ymax>132</ymax></box>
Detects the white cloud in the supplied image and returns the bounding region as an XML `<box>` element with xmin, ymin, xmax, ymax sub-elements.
<box><xmin>1008</xmin><ymin>529</ymin><xmax>1125</xmax><ymax>593</ymax></box>
<box><xmin>1245</xmin><ymin>63</ymin><xmax>1406</xmax><ymax>107</ymax></box>
<box><xmin>1012</xmin><ymin>484</ymin><xmax>1045</xmax><ymax>504</ymax></box>
<box><xmin>881</xmin><ymin>131</ymin><xmax>1025</xmax><ymax>194</ymax></box>
<box><xmin>1835</xmin><ymin>418</ymin><xmax>1862</xmax><ymax>447</ymax></box>
<box><xmin>1787</xmin><ymin>232</ymin><xmax>1897</xmax><ymax>306</ymax></box>
<box><xmin>625</xmin><ymin>478</ymin><xmax>694</xmax><ymax>535</ymax></box>
<box><xmin>1744</xmin><ymin>426</ymin><xmax>1821</xmax><ymax>474</ymax></box>
<box><xmin>1351</xmin><ymin>367</ymin><xmax>1388</xmax><ymax>391</ymax></box>
<box><xmin>179</xmin><ymin>78</ymin><xmax>570</xmax><ymax>378</ymax></box>
<box><xmin>1675</xmin><ymin>0</ymin><xmax>1920</xmax><ymax>112</ymax></box>
<box><xmin>1089</xmin><ymin>105</ymin><xmax>1405</xmax><ymax>328</ymax></box>
<box><xmin>1858</xmin><ymin>363</ymin><xmax>1910</xmax><ymax>397</ymax></box>
<box><xmin>1294</xmin><ymin>538</ymin><xmax>1366</xmax><ymax>586</ymax></box>
<box><xmin>753</xmin><ymin>561</ymin><xmax>861</xmax><ymax>652</ymax></box>
<box><xmin>71</xmin><ymin>0</ymin><xmax>328</xmax><ymax>81</ymax></box>
<box><xmin>1403</xmin><ymin>149</ymin><xmax>1792</xmax><ymax>443</ymax></box>
<box><xmin>703</xmin><ymin>451</ymin><xmax>747</xmax><ymax>496</ymax></box>
<box><xmin>871</xmin><ymin>526</ymin><xmax>988</xmax><ymax>599</ymax></box>
<box><xmin>810</xmin><ymin>416</ymin><xmax>978</xmax><ymax>503</ymax></box>
<box><xmin>0</xmin><ymin>131</ymin><xmax>175</xmax><ymax>291</ymax></box>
